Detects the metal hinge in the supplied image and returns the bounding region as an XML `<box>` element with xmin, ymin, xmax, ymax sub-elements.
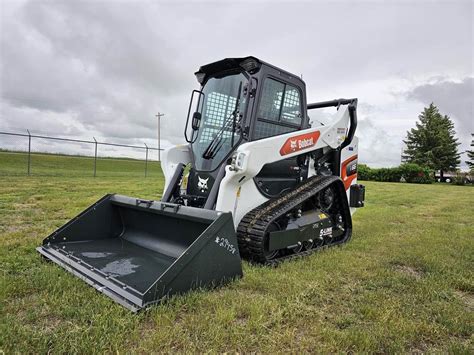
<box><xmin>160</xmin><ymin>202</ymin><xmax>181</xmax><ymax>213</ymax></box>
<box><xmin>136</xmin><ymin>199</ymin><xmax>154</xmax><ymax>208</ymax></box>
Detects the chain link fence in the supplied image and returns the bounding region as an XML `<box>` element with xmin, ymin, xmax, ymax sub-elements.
<box><xmin>0</xmin><ymin>131</ymin><xmax>163</xmax><ymax>177</ymax></box>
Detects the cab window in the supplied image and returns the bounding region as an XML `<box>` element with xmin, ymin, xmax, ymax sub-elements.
<box><xmin>254</xmin><ymin>78</ymin><xmax>303</xmax><ymax>139</ymax></box>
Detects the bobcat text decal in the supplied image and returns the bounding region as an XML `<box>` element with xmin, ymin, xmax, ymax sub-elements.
<box><xmin>279</xmin><ymin>131</ymin><xmax>321</xmax><ymax>156</ymax></box>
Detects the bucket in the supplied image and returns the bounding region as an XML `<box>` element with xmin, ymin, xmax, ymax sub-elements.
<box><xmin>37</xmin><ymin>194</ymin><xmax>243</xmax><ymax>311</ymax></box>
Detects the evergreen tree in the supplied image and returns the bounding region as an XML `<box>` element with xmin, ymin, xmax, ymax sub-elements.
<box><xmin>466</xmin><ymin>134</ymin><xmax>474</xmax><ymax>172</ymax></box>
<box><xmin>403</xmin><ymin>103</ymin><xmax>460</xmax><ymax>177</ymax></box>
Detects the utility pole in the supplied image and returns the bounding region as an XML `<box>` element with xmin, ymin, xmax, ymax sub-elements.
<box><xmin>155</xmin><ymin>112</ymin><xmax>165</xmax><ymax>161</ymax></box>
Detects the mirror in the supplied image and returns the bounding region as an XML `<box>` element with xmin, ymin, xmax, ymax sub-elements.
<box><xmin>185</xmin><ymin>90</ymin><xmax>204</xmax><ymax>143</ymax></box>
<box><xmin>192</xmin><ymin>112</ymin><xmax>201</xmax><ymax>130</ymax></box>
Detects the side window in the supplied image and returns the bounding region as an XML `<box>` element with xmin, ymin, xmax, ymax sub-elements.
<box><xmin>281</xmin><ymin>86</ymin><xmax>301</xmax><ymax>124</ymax></box>
<box><xmin>254</xmin><ymin>78</ymin><xmax>303</xmax><ymax>140</ymax></box>
<box><xmin>257</xmin><ymin>79</ymin><xmax>285</xmax><ymax>121</ymax></box>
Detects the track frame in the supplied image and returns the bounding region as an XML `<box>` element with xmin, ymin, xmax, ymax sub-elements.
<box><xmin>237</xmin><ymin>175</ymin><xmax>352</xmax><ymax>265</ymax></box>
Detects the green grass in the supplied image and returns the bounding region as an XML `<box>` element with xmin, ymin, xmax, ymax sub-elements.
<box><xmin>0</xmin><ymin>155</ymin><xmax>473</xmax><ymax>352</ymax></box>
<box><xmin>0</xmin><ymin>151</ymin><xmax>161</xmax><ymax>177</ymax></box>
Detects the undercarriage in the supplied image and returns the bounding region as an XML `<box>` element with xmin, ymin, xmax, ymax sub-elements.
<box><xmin>237</xmin><ymin>175</ymin><xmax>352</xmax><ymax>264</ymax></box>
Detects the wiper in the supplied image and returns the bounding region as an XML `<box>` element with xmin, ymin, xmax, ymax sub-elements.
<box><xmin>202</xmin><ymin>81</ymin><xmax>242</xmax><ymax>160</ymax></box>
<box><xmin>202</xmin><ymin>110</ymin><xmax>236</xmax><ymax>160</ymax></box>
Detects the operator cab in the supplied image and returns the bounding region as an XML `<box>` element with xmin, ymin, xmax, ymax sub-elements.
<box><xmin>179</xmin><ymin>57</ymin><xmax>309</xmax><ymax>208</ymax></box>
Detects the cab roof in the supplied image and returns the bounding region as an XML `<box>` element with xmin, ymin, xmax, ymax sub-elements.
<box><xmin>195</xmin><ymin>56</ymin><xmax>304</xmax><ymax>85</ymax></box>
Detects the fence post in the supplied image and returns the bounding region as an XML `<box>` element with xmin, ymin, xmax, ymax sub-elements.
<box><xmin>93</xmin><ymin>137</ymin><xmax>98</xmax><ymax>177</ymax></box>
<box><xmin>144</xmin><ymin>143</ymin><xmax>149</xmax><ymax>178</ymax></box>
<box><xmin>27</xmin><ymin>129</ymin><xmax>31</xmax><ymax>176</ymax></box>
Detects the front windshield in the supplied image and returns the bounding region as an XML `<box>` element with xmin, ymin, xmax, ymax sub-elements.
<box><xmin>192</xmin><ymin>72</ymin><xmax>247</xmax><ymax>171</ymax></box>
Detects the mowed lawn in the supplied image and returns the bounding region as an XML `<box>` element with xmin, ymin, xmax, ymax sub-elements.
<box><xmin>0</xmin><ymin>151</ymin><xmax>162</xmax><ymax>177</ymax></box>
<box><xmin>0</xmin><ymin>154</ymin><xmax>473</xmax><ymax>353</ymax></box>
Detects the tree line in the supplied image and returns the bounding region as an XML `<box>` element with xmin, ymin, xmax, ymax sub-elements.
<box><xmin>360</xmin><ymin>103</ymin><xmax>473</xmax><ymax>184</ymax></box>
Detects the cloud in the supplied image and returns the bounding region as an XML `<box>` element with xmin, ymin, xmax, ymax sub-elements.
<box><xmin>407</xmin><ymin>77</ymin><xmax>473</xmax><ymax>134</ymax></box>
<box><xmin>0</xmin><ymin>0</ymin><xmax>194</xmax><ymax>147</ymax></box>
<box><xmin>357</xmin><ymin>118</ymin><xmax>402</xmax><ymax>168</ymax></box>
<box><xmin>0</xmin><ymin>0</ymin><xmax>473</xmax><ymax>168</ymax></box>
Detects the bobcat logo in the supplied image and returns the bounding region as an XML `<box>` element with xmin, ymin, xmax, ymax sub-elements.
<box><xmin>290</xmin><ymin>139</ymin><xmax>297</xmax><ymax>151</ymax></box>
<box><xmin>197</xmin><ymin>176</ymin><xmax>209</xmax><ymax>191</ymax></box>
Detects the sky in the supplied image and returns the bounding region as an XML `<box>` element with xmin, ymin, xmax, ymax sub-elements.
<box><xmin>0</xmin><ymin>0</ymin><xmax>473</xmax><ymax>167</ymax></box>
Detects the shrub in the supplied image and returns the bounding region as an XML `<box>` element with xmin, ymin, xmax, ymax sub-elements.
<box><xmin>377</xmin><ymin>167</ymin><xmax>403</xmax><ymax>182</ymax></box>
<box><xmin>399</xmin><ymin>163</ymin><xmax>434</xmax><ymax>184</ymax></box>
<box><xmin>357</xmin><ymin>163</ymin><xmax>433</xmax><ymax>184</ymax></box>
<box><xmin>357</xmin><ymin>164</ymin><xmax>372</xmax><ymax>180</ymax></box>
<box><xmin>452</xmin><ymin>172</ymin><xmax>472</xmax><ymax>185</ymax></box>
<box><xmin>453</xmin><ymin>174</ymin><xmax>465</xmax><ymax>185</ymax></box>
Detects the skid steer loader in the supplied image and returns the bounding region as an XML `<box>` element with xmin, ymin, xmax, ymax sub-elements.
<box><xmin>37</xmin><ymin>57</ymin><xmax>365</xmax><ymax>311</ymax></box>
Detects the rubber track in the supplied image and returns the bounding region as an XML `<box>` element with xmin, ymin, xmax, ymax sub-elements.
<box><xmin>236</xmin><ymin>175</ymin><xmax>350</xmax><ymax>266</ymax></box>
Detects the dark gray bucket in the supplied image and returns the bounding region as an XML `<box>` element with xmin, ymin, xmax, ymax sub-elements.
<box><xmin>37</xmin><ymin>194</ymin><xmax>243</xmax><ymax>311</ymax></box>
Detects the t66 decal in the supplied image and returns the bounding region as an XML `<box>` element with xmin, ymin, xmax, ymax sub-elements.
<box><xmin>341</xmin><ymin>155</ymin><xmax>358</xmax><ymax>190</ymax></box>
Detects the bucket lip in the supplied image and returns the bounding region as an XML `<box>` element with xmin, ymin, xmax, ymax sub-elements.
<box><xmin>37</xmin><ymin>245</ymin><xmax>144</xmax><ymax>311</ymax></box>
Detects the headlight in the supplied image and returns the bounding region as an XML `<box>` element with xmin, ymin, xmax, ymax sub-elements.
<box><xmin>231</xmin><ymin>152</ymin><xmax>246</xmax><ymax>171</ymax></box>
<box><xmin>235</xmin><ymin>152</ymin><xmax>246</xmax><ymax>169</ymax></box>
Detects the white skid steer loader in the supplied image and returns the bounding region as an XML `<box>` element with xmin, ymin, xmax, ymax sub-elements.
<box><xmin>37</xmin><ymin>57</ymin><xmax>365</xmax><ymax>311</ymax></box>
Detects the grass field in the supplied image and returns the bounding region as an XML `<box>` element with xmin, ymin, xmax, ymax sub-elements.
<box><xmin>1</xmin><ymin>154</ymin><xmax>473</xmax><ymax>353</ymax></box>
<box><xmin>0</xmin><ymin>151</ymin><xmax>162</xmax><ymax>177</ymax></box>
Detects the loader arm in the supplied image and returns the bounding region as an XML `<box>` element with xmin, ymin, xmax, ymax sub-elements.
<box><xmin>216</xmin><ymin>103</ymin><xmax>357</xmax><ymax>225</ymax></box>
<box><xmin>161</xmin><ymin>144</ymin><xmax>192</xmax><ymax>194</ymax></box>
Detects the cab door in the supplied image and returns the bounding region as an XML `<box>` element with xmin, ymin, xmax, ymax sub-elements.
<box><xmin>251</xmin><ymin>77</ymin><xmax>306</xmax><ymax>198</ymax></box>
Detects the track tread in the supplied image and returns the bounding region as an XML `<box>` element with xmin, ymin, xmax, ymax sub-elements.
<box><xmin>236</xmin><ymin>175</ymin><xmax>352</xmax><ymax>265</ymax></box>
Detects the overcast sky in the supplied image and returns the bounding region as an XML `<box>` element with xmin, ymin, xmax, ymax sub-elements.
<box><xmin>1</xmin><ymin>0</ymin><xmax>473</xmax><ymax>167</ymax></box>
